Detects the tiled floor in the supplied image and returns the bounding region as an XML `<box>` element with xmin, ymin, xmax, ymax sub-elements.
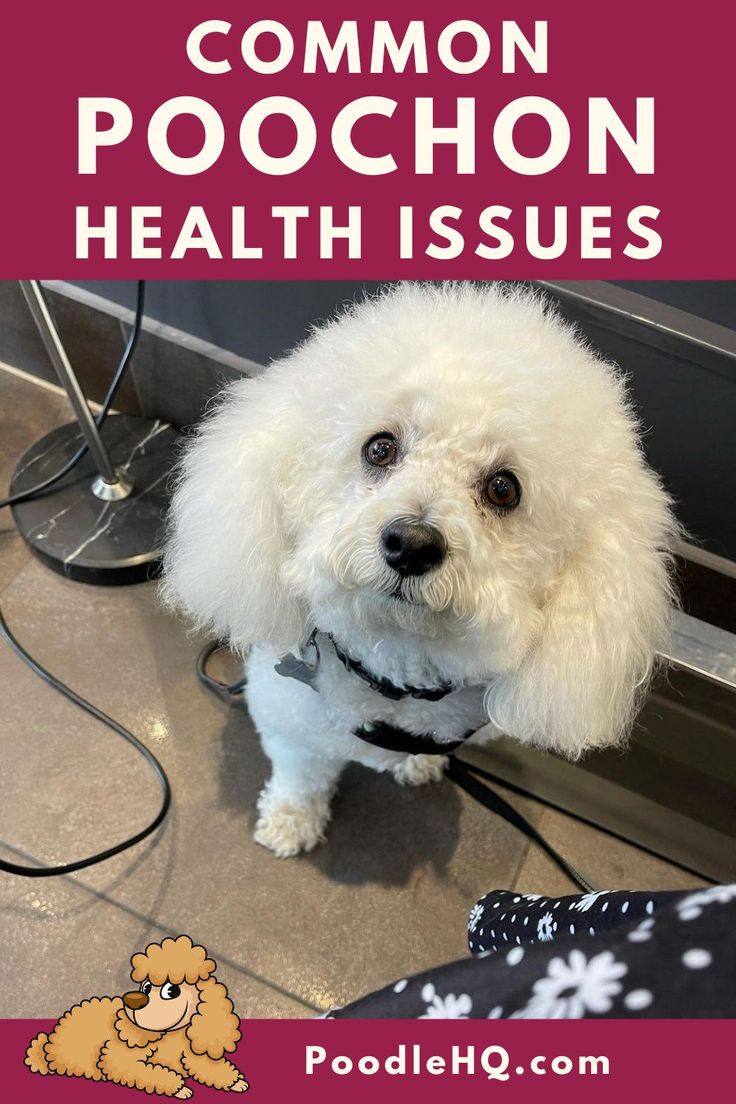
<box><xmin>0</xmin><ymin>364</ymin><xmax>704</xmax><ymax>1019</ymax></box>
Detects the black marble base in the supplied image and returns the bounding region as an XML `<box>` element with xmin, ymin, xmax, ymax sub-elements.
<box><xmin>10</xmin><ymin>416</ymin><xmax>181</xmax><ymax>585</ymax></box>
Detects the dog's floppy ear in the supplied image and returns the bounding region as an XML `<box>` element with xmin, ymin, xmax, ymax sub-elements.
<box><xmin>162</xmin><ymin>373</ymin><xmax>308</xmax><ymax>654</ymax></box>
<box><xmin>485</xmin><ymin>471</ymin><xmax>676</xmax><ymax>758</ymax></box>
<box><xmin>186</xmin><ymin>978</ymin><xmax>241</xmax><ymax>1059</ymax></box>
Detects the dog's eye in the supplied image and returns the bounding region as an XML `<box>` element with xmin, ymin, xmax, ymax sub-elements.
<box><xmin>140</xmin><ymin>980</ymin><xmax>152</xmax><ymax>995</ymax></box>
<box><xmin>483</xmin><ymin>471</ymin><xmax>521</xmax><ymax>511</ymax></box>
<box><xmin>160</xmin><ymin>983</ymin><xmax>181</xmax><ymax>1000</ymax></box>
<box><xmin>364</xmin><ymin>432</ymin><xmax>398</xmax><ymax>468</ymax></box>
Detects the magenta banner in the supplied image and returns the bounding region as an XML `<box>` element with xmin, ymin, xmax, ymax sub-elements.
<box><xmin>4</xmin><ymin>1018</ymin><xmax>736</xmax><ymax>1100</ymax></box>
<box><xmin>2</xmin><ymin>0</ymin><xmax>734</xmax><ymax>277</ymax></box>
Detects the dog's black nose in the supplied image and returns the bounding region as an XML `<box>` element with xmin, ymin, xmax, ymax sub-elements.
<box><xmin>380</xmin><ymin>520</ymin><xmax>447</xmax><ymax>576</ymax></box>
<box><xmin>123</xmin><ymin>991</ymin><xmax>149</xmax><ymax>1010</ymax></box>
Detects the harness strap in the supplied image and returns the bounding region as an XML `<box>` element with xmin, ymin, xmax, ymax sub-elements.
<box><xmin>355</xmin><ymin>722</ymin><xmax>472</xmax><ymax>756</ymax></box>
<box><xmin>446</xmin><ymin>756</ymin><xmax>597</xmax><ymax>894</ymax></box>
<box><xmin>330</xmin><ymin>635</ymin><xmax>456</xmax><ymax>702</ymax></box>
<box><xmin>198</xmin><ymin>638</ymin><xmax>598</xmax><ymax>894</ymax></box>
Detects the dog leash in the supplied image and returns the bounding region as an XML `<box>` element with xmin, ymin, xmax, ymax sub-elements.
<box><xmin>198</xmin><ymin>639</ymin><xmax>597</xmax><ymax>894</ymax></box>
<box><xmin>445</xmin><ymin>757</ymin><xmax>596</xmax><ymax>893</ymax></box>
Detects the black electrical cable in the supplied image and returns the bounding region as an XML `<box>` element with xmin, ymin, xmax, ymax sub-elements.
<box><xmin>0</xmin><ymin>281</ymin><xmax>146</xmax><ymax>511</ymax></box>
<box><xmin>0</xmin><ymin>280</ymin><xmax>173</xmax><ymax>878</ymax></box>
<box><xmin>0</xmin><ymin>609</ymin><xmax>171</xmax><ymax>877</ymax></box>
<box><xmin>196</xmin><ymin>639</ymin><xmax>248</xmax><ymax>697</ymax></box>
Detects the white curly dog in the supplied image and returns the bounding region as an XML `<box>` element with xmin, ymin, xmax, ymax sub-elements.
<box><xmin>163</xmin><ymin>283</ymin><xmax>676</xmax><ymax>857</ymax></box>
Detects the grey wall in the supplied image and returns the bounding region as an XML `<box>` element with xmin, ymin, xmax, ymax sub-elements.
<box><xmin>613</xmin><ymin>282</ymin><xmax>735</xmax><ymax>330</ymax></box>
<box><xmin>75</xmin><ymin>280</ymin><xmax>736</xmax><ymax>363</ymax></box>
<box><xmin>551</xmin><ymin>293</ymin><xmax>736</xmax><ymax>563</ymax></box>
<box><xmin>75</xmin><ymin>281</ymin><xmax>388</xmax><ymax>366</ymax></box>
<box><xmin>71</xmin><ymin>280</ymin><xmax>736</xmax><ymax>561</ymax></box>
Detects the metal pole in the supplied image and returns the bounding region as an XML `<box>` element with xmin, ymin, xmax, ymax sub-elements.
<box><xmin>19</xmin><ymin>280</ymin><xmax>130</xmax><ymax>494</ymax></box>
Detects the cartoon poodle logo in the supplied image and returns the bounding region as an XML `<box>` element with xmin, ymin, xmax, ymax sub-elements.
<box><xmin>25</xmin><ymin>935</ymin><xmax>248</xmax><ymax>1098</ymax></box>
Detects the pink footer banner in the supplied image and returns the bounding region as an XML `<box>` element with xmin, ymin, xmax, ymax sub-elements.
<box><xmin>3</xmin><ymin>1018</ymin><xmax>734</xmax><ymax>1101</ymax></box>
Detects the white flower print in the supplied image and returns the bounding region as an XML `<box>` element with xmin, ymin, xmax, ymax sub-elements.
<box><xmin>420</xmin><ymin>983</ymin><xmax>472</xmax><ymax>1019</ymax></box>
<box><xmin>537</xmin><ymin>912</ymin><xmax>556</xmax><ymax>941</ymax></box>
<box><xmin>570</xmin><ymin>891</ymin><xmax>609</xmax><ymax>913</ymax></box>
<box><xmin>682</xmin><ymin>948</ymin><xmax>712</xmax><ymax>970</ymax></box>
<box><xmin>468</xmin><ymin>903</ymin><xmax>484</xmax><ymax>932</ymax></box>
<box><xmin>512</xmin><ymin>949</ymin><xmax>627</xmax><ymax>1019</ymax></box>
<box><xmin>676</xmin><ymin>885</ymin><xmax>736</xmax><ymax>921</ymax></box>
<box><xmin>627</xmin><ymin>918</ymin><xmax>655</xmax><ymax>943</ymax></box>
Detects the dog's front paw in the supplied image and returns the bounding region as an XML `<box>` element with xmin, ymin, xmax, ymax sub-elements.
<box><xmin>254</xmin><ymin>789</ymin><xmax>331</xmax><ymax>858</ymax></box>
<box><xmin>229</xmin><ymin>1077</ymin><xmax>249</xmax><ymax>1093</ymax></box>
<box><xmin>392</xmin><ymin>753</ymin><xmax>448</xmax><ymax>787</ymax></box>
<box><xmin>174</xmin><ymin>1088</ymin><xmax>193</xmax><ymax>1100</ymax></box>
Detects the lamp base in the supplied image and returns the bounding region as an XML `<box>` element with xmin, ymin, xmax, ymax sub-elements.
<box><xmin>10</xmin><ymin>415</ymin><xmax>181</xmax><ymax>585</ymax></box>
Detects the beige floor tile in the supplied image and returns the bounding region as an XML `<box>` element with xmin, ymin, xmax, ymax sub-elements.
<box><xmin>511</xmin><ymin>803</ymin><xmax>707</xmax><ymax>898</ymax></box>
<box><xmin>0</xmin><ymin>872</ymin><xmax>309</xmax><ymax>1018</ymax></box>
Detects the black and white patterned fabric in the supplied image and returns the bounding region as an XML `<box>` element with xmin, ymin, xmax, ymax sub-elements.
<box><xmin>330</xmin><ymin>885</ymin><xmax>736</xmax><ymax>1018</ymax></box>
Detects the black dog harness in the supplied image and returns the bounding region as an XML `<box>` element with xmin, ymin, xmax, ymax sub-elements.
<box><xmin>197</xmin><ymin>634</ymin><xmax>597</xmax><ymax>892</ymax></box>
<box><xmin>274</xmin><ymin>629</ymin><xmax>474</xmax><ymax>756</ymax></box>
<box><xmin>330</xmin><ymin>636</ymin><xmax>455</xmax><ymax>703</ymax></box>
<box><xmin>354</xmin><ymin>721</ymin><xmax>473</xmax><ymax>756</ymax></box>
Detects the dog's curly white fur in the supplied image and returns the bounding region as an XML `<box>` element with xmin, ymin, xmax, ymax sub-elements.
<box><xmin>163</xmin><ymin>283</ymin><xmax>676</xmax><ymax>856</ymax></box>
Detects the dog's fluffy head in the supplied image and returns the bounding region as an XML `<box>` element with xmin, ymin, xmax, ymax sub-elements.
<box><xmin>128</xmin><ymin>936</ymin><xmax>240</xmax><ymax>1056</ymax></box>
<box><xmin>163</xmin><ymin>283</ymin><xmax>676</xmax><ymax>757</ymax></box>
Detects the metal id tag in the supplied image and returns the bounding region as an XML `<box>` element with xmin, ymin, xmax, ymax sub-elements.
<box><xmin>273</xmin><ymin>632</ymin><xmax>320</xmax><ymax>691</ymax></box>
